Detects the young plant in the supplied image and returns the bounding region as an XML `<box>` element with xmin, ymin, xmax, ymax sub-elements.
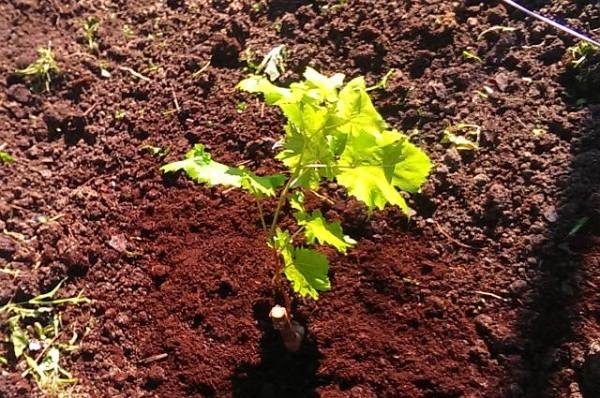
<box><xmin>0</xmin><ymin>144</ymin><xmax>13</xmax><ymax>164</ymax></box>
<box><xmin>82</xmin><ymin>16</ymin><xmax>100</xmax><ymax>52</ymax></box>
<box><xmin>162</xmin><ymin>68</ymin><xmax>432</xmax><ymax>350</ymax></box>
<box><xmin>15</xmin><ymin>47</ymin><xmax>60</xmax><ymax>92</ymax></box>
<box><xmin>567</xmin><ymin>41</ymin><xmax>598</xmax><ymax>68</ymax></box>
<box><xmin>0</xmin><ymin>279</ymin><xmax>90</xmax><ymax>395</ymax></box>
<box><xmin>442</xmin><ymin>123</ymin><xmax>481</xmax><ymax>151</ymax></box>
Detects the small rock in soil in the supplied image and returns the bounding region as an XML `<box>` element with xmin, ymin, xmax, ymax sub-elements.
<box><xmin>443</xmin><ymin>148</ymin><xmax>462</xmax><ymax>171</ymax></box>
<box><xmin>494</xmin><ymin>72</ymin><xmax>509</xmax><ymax>92</ymax></box>
<box><xmin>149</xmin><ymin>264</ymin><xmax>169</xmax><ymax>281</ymax></box>
<box><xmin>473</xmin><ymin>173</ymin><xmax>489</xmax><ymax>186</ymax></box>
<box><xmin>6</xmin><ymin>84</ymin><xmax>33</xmax><ymax>104</ymax></box>
<box><xmin>474</xmin><ymin>314</ymin><xmax>516</xmax><ymax>354</ymax></box>
<box><xmin>582</xmin><ymin>341</ymin><xmax>600</xmax><ymax>396</ymax></box>
<box><xmin>108</xmin><ymin>235</ymin><xmax>128</xmax><ymax>253</ymax></box>
<box><xmin>508</xmin><ymin>279</ymin><xmax>527</xmax><ymax>296</ymax></box>
<box><xmin>145</xmin><ymin>365</ymin><xmax>166</xmax><ymax>389</ymax></box>
<box><xmin>542</xmin><ymin>205</ymin><xmax>558</xmax><ymax>223</ymax></box>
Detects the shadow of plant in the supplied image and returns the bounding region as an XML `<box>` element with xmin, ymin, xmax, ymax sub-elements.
<box><xmin>231</xmin><ymin>300</ymin><xmax>323</xmax><ymax>398</ymax></box>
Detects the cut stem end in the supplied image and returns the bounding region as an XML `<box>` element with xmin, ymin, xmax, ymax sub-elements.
<box><xmin>269</xmin><ymin>305</ymin><xmax>305</xmax><ymax>352</ymax></box>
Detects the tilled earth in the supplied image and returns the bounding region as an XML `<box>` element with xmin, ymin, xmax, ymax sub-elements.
<box><xmin>1</xmin><ymin>0</ymin><xmax>600</xmax><ymax>397</ymax></box>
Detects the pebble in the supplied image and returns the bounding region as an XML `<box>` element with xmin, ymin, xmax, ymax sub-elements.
<box><xmin>542</xmin><ymin>206</ymin><xmax>558</xmax><ymax>223</ymax></box>
<box><xmin>494</xmin><ymin>73</ymin><xmax>509</xmax><ymax>92</ymax></box>
<box><xmin>509</xmin><ymin>279</ymin><xmax>528</xmax><ymax>295</ymax></box>
<box><xmin>443</xmin><ymin>148</ymin><xmax>462</xmax><ymax>171</ymax></box>
<box><xmin>6</xmin><ymin>84</ymin><xmax>32</xmax><ymax>104</ymax></box>
<box><xmin>582</xmin><ymin>341</ymin><xmax>600</xmax><ymax>395</ymax></box>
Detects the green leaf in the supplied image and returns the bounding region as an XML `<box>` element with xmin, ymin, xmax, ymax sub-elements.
<box><xmin>391</xmin><ymin>139</ymin><xmax>433</xmax><ymax>193</ymax></box>
<box><xmin>230</xmin><ymin>168</ymin><xmax>286</xmax><ymax>198</ymax></box>
<box><xmin>237</xmin><ymin>75</ymin><xmax>291</xmax><ymax>104</ymax></box>
<box><xmin>289</xmin><ymin>191</ymin><xmax>305</xmax><ymax>212</ymax></box>
<box><xmin>29</xmin><ymin>278</ymin><xmax>66</xmax><ymax>303</ymax></box>
<box><xmin>335</xmin><ymin>130</ymin><xmax>430</xmax><ymax>214</ymax></box>
<box><xmin>441</xmin><ymin>123</ymin><xmax>480</xmax><ymax>151</ymax></box>
<box><xmin>271</xmin><ymin>229</ymin><xmax>330</xmax><ymax>300</ymax></box>
<box><xmin>8</xmin><ymin>318</ymin><xmax>28</xmax><ymax>359</ymax></box>
<box><xmin>336</xmin><ymin>165</ymin><xmax>410</xmax><ymax>213</ymax></box>
<box><xmin>161</xmin><ymin>144</ymin><xmax>242</xmax><ymax>187</ymax></box>
<box><xmin>283</xmin><ymin>247</ymin><xmax>330</xmax><ymax>300</ymax></box>
<box><xmin>0</xmin><ymin>151</ymin><xmax>13</xmax><ymax>163</ymax></box>
<box><xmin>336</xmin><ymin>76</ymin><xmax>386</xmax><ymax>136</ymax></box>
<box><xmin>163</xmin><ymin>144</ymin><xmax>286</xmax><ymax>198</ymax></box>
<box><xmin>297</xmin><ymin>210</ymin><xmax>356</xmax><ymax>253</ymax></box>
<box><xmin>302</xmin><ymin>67</ymin><xmax>345</xmax><ymax>102</ymax></box>
<box><xmin>276</xmin><ymin>122</ymin><xmax>335</xmax><ymax>189</ymax></box>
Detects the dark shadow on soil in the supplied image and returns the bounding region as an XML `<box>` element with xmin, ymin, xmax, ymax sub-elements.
<box><xmin>517</xmin><ymin>82</ymin><xmax>600</xmax><ymax>396</ymax></box>
<box><xmin>230</xmin><ymin>300</ymin><xmax>323</xmax><ymax>398</ymax></box>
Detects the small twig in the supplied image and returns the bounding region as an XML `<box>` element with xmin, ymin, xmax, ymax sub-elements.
<box><xmin>139</xmin><ymin>353</ymin><xmax>168</xmax><ymax>364</ymax></box>
<box><xmin>82</xmin><ymin>102</ymin><xmax>98</xmax><ymax>117</ymax></box>
<box><xmin>433</xmin><ymin>220</ymin><xmax>477</xmax><ymax>250</ymax></box>
<box><xmin>171</xmin><ymin>88</ymin><xmax>180</xmax><ymax>112</ymax></box>
<box><xmin>191</xmin><ymin>60</ymin><xmax>211</xmax><ymax>78</ymax></box>
<box><xmin>473</xmin><ymin>290</ymin><xmax>507</xmax><ymax>301</ymax></box>
<box><xmin>118</xmin><ymin>66</ymin><xmax>151</xmax><ymax>82</ymax></box>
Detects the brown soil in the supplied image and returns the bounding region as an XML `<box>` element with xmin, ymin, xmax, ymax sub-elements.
<box><xmin>1</xmin><ymin>0</ymin><xmax>600</xmax><ymax>397</ymax></box>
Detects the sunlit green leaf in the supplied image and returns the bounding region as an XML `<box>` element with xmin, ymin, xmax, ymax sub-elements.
<box><xmin>283</xmin><ymin>247</ymin><xmax>330</xmax><ymax>300</ymax></box>
<box><xmin>336</xmin><ymin>76</ymin><xmax>386</xmax><ymax>136</ymax></box>
<box><xmin>0</xmin><ymin>151</ymin><xmax>13</xmax><ymax>164</ymax></box>
<box><xmin>296</xmin><ymin>210</ymin><xmax>355</xmax><ymax>253</ymax></box>
<box><xmin>161</xmin><ymin>144</ymin><xmax>241</xmax><ymax>187</ymax></box>
<box><xmin>237</xmin><ymin>75</ymin><xmax>291</xmax><ymax>104</ymax></box>
<box><xmin>335</xmin><ymin>130</ymin><xmax>430</xmax><ymax>214</ymax></box>
<box><xmin>231</xmin><ymin>168</ymin><xmax>286</xmax><ymax>198</ymax></box>
<box><xmin>8</xmin><ymin>318</ymin><xmax>28</xmax><ymax>359</ymax></box>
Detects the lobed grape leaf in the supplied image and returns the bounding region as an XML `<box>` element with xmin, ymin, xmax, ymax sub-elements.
<box><xmin>272</xmin><ymin>229</ymin><xmax>330</xmax><ymax>300</ymax></box>
<box><xmin>335</xmin><ymin>129</ymin><xmax>431</xmax><ymax>213</ymax></box>
<box><xmin>296</xmin><ymin>210</ymin><xmax>356</xmax><ymax>253</ymax></box>
<box><xmin>161</xmin><ymin>144</ymin><xmax>241</xmax><ymax>187</ymax></box>
<box><xmin>336</xmin><ymin>76</ymin><xmax>386</xmax><ymax>136</ymax></box>
<box><xmin>161</xmin><ymin>144</ymin><xmax>284</xmax><ymax>197</ymax></box>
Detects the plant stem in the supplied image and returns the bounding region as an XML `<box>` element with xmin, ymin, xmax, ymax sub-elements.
<box><xmin>256</xmin><ymin>198</ymin><xmax>267</xmax><ymax>233</ymax></box>
<box><xmin>266</xmin><ymin>164</ymin><xmax>304</xmax><ymax>315</ymax></box>
<box><xmin>268</xmin><ymin>174</ymin><xmax>296</xmax><ymax>237</ymax></box>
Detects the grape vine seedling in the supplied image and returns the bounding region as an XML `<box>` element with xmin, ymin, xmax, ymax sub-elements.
<box><xmin>162</xmin><ymin>68</ymin><xmax>432</xmax><ymax>350</ymax></box>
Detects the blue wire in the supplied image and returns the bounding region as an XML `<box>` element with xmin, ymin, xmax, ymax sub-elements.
<box><xmin>502</xmin><ymin>0</ymin><xmax>600</xmax><ymax>47</ymax></box>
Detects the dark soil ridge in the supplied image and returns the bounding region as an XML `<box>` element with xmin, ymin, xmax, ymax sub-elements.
<box><xmin>1</xmin><ymin>0</ymin><xmax>600</xmax><ymax>397</ymax></box>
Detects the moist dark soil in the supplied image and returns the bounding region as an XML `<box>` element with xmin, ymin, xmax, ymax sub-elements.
<box><xmin>1</xmin><ymin>0</ymin><xmax>600</xmax><ymax>397</ymax></box>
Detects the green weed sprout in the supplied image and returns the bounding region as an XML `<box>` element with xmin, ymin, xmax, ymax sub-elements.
<box><xmin>0</xmin><ymin>144</ymin><xmax>13</xmax><ymax>164</ymax></box>
<box><xmin>567</xmin><ymin>41</ymin><xmax>598</xmax><ymax>68</ymax></box>
<box><xmin>82</xmin><ymin>16</ymin><xmax>100</xmax><ymax>52</ymax></box>
<box><xmin>162</xmin><ymin>68</ymin><xmax>432</xmax><ymax>350</ymax></box>
<box><xmin>0</xmin><ymin>279</ymin><xmax>90</xmax><ymax>396</ymax></box>
<box><xmin>15</xmin><ymin>47</ymin><xmax>60</xmax><ymax>92</ymax></box>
